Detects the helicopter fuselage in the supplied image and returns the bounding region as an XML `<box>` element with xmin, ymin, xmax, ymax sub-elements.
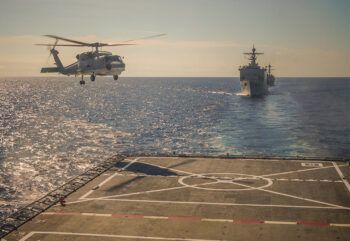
<box><xmin>75</xmin><ymin>51</ymin><xmax>125</xmax><ymax>76</ymax></box>
<box><xmin>41</xmin><ymin>49</ymin><xmax>125</xmax><ymax>77</ymax></box>
<box><xmin>37</xmin><ymin>34</ymin><xmax>165</xmax><ymax>84</ymax></box>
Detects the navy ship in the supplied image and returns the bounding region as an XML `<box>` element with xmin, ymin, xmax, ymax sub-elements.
<box><xmin>239</xmin><ymin>46</ymin><xmax>268</xmax><ymax>97</ymax></box>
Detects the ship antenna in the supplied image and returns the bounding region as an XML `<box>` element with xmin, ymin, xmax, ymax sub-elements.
<box><xmin>244</xmin><ymin>45</ymin><xmax>263</xmax><ymax>66</ymax></box>
<box><xmin>251</xmin><ymin>45</ymin><xmax>256</xmax><ymax>65</ymax></box>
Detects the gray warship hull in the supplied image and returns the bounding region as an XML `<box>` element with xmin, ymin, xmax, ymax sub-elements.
<box><xmin>238</xmin><ymin>46</ymin><xmax>270</xmax><ymax>97</ymax></box>
<box><xmin>240</xmin><ymin>67</ymin><xmax>268</xmax><ymax>97</ymax></box>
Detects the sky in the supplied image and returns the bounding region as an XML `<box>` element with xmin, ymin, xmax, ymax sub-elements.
<box><xmin>0</xmin><ymin>0</ymin><xmax>349</xmax><ymax>77</ymax></box>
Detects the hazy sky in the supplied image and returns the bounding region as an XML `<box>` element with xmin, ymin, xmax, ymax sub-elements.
<box><xmin>0</xmin><ymin>0</ymin><xmax>349</xmax><ymax>77</ymax></box>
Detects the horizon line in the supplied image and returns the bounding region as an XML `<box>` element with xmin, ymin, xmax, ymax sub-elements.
<box><xmin>1</xmin><ymin>76</ymin><xmax>350</xmax><ymax>79</ymax></box>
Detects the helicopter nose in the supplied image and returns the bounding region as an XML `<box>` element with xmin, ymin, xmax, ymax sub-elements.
<box><xmin>111</xmin><ymin>61</ymin><xmax>125</xmax><ymax>69</ymax></box>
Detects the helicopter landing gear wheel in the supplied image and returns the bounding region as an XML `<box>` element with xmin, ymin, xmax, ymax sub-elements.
<box><xmin>113</xmin><ymin>75</ymin><xmax>119</xmax><ymax>81</ymax></box>
<box><xmin>90</xmin><ymin>74</ymin><xmax>95</xmax><ymax>82</ymax></box>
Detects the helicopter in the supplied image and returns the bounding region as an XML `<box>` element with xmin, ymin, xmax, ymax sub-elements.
<box><xmin>36</xmin><ymin>34</ymin><xmax>165</xmax><ymax>85</ymax></box>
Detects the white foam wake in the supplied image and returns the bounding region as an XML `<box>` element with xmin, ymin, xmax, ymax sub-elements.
<box><xmin>235</xmin><ymin>92</ymin><xmax>250</xmax><ymax>96</ymax></box>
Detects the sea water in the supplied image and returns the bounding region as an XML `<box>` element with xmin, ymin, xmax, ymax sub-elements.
<box><xmin>0</xmin><ymin>77</ymin><xmax>349</xmax><ymax>218</ymax></box>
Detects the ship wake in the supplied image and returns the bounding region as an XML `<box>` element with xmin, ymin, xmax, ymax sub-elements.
<box><xmin>235</xmin><ymin>92</ymin><xmax>250</xmax><ymax>97</ymax></box>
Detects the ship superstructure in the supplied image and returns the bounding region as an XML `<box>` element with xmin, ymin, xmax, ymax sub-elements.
<box><xmin>239</xmin><ymin>46</ymin><xmax>268</xmax><ymax>97</ymax></box>
<box><xmin>267</xmin><ymin>64</ymin><xmax>276</xmax><ymax>86</ymax></box>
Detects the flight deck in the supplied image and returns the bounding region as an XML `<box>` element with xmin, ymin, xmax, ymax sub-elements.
<box><xmin>3</xmin><ymin>156</ymin><xmax>350</xmax><ymax>241</ymax></box>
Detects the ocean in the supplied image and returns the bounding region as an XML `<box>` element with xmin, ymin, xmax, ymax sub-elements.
<box><xmin>0</xmin><ymin>76</ymin><xmax>349</xmax><ymax>218</ymax></box>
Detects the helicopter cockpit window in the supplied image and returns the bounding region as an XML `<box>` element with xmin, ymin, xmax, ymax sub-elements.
<box><xmin>109</xmin><ymin>56</ymin><xmax>121</xmax><ymax>62</ymax></box>
<box><xmin>112</xmin><ymin>56</ymin><xmax>120</xmax><ymax>62</ymax></box>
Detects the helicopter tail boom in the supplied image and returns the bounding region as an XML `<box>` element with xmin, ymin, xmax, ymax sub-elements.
<box><xmin>40</xmin><ymin>67</ymin><xmax>60</xmax><ymax>73</ymax></box>
<box><xmin>43</xmin><ymin>48</ymin><xmax>67</xmax><ymax>74</ymax></box>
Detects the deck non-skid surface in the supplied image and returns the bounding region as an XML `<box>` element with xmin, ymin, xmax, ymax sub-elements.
<box><xmin>4</xmin><ymin>157</ymin><xmax>350</xmax><ymax>241</ymax></box>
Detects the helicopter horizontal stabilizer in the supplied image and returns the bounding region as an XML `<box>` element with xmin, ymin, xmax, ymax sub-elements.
<box><xmin>41</xmin><ymin>67</ymin><xmax>60</xmax><ymax>73</ymax></box>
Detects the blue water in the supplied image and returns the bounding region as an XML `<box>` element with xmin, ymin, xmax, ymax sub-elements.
<box><xmin>0</xmin><ymin>76</ymin><xmax>349</xmax><ymax>217</ymax></box>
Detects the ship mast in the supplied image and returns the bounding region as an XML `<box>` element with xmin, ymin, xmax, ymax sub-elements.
<box><xmin>244</xmin><ymin>45</ymin><xmax>263</xmax><ymax>66</ymax></box>
<box><xmin>267</xmin><ymin>64</ymin><xmax>274</xmax><ymax>74</ymax></box>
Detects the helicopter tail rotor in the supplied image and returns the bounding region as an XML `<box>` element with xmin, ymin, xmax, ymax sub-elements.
<box><xmin>44</xmin><ymin>39</ymin><xmax>59</xmax><ymax>64</ymax></box>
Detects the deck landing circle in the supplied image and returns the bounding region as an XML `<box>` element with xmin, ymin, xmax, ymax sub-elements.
<box><xmin>178</xmin><ymin>173</ymin><xmax>273</xmax><ymax>191</ymax></box>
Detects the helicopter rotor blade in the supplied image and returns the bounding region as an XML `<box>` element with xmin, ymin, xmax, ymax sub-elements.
<box><xmin>44</xmin><ymin>35</ymin><xmax>90</xmax><ymax>46</ymax></box>
<box><xmin>38</xmin><ymin>33</ymin><xmax>166</xmax><ymax>48</ymax></box>
<box><xmin>35</xmin><ymin>44</ymin><xmax>86</xmax><ymax>46</ymax></box>
<box><xmin>36</xmin><ymin>43</ymin><xmax>136</xmax><ymax>47</ymax></box>
<box><xmin>100</xmin><ymin>43</ymin><xmax>136</xmax><ymax>47</ymax></box>
<box><xmin>45</xmin><ymin>49</ymin><xmax>51</xmax><ymax>64</ymax></box>
<box><xmin>107</xmin><ymin>33</ymin><xmax>166</xmax><ymax>45</ymax></box>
